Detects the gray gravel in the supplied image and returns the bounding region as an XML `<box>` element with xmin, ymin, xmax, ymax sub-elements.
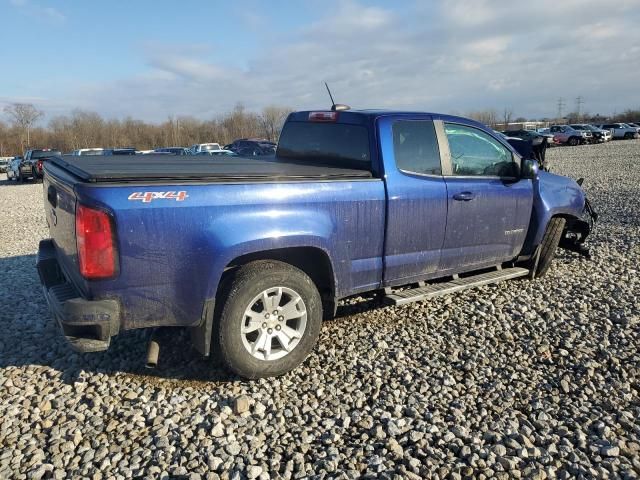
<box><xmin>1</xmin><ymin>141</ymin><xmax>639</xmax><ymax>479</ymax></box>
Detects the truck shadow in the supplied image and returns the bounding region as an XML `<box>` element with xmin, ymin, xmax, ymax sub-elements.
<box><xmin>0</xmin><ymin>254</ymin><xmax>243</xmax><ymax>386</ymax></box>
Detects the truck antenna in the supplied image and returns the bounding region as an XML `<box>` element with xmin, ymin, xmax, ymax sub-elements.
<box><xmin>325</xmin><ymin>82</ymin><xmax>336</xmax><ymax>108</ymax></box>
<box><xmin>324</xmin><ymin>82</ymin><xmax>350</xmax><ymax>112</ymax></box>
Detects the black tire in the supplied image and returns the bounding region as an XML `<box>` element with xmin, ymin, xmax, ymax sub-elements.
<box><xmin>32</xmin><ymin>168</ymin><xmax>41</xmax><ymax>183</ymax></box>
<box><xmin>17</xmin><ymin>170</ymin><xmax>24</xmax><ymax>183</ymax></box>
<box><xmin>568</xmin><ymin>137</ymin><xmax>579</xmax><ymax>147</ymax></box>
<box><xmin>530</xmin><ymin>217</ymin><xmax>566</xmax><ymax>277</ymax></box>
<box><xmin>214</xmin><ymin>260</ymin><xmax>323</xmax><ymax>379</ymax></box>
<box><xmin>624</xmin><ymin>132</ymin><xmax>633</xmax><ymax>139</ymax></box>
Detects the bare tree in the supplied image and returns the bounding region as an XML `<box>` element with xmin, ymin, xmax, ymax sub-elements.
<box><xmin>259</xmin><ymin>106</ymin><xmax>292</xmax><ymax>141</ymax></box>
<box><xmin>502</xmin><ymin>108</ymin><xmax>513</xmax><ymax>129</ymax></box>
<box><xmin>467</xmin><ymin>109</ymin><xmax>498</xmax><ymax>128</ymax></box>
<box><xmin>3</xmin><ymin>103</ymin><xmax>43</xmax><ymax>148</ymax></box>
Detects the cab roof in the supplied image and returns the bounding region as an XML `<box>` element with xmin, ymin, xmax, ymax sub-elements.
<box><xmin>286</xmin><ymin>109</ymin><xmax>492</xmax><ymax>134</ymax></box>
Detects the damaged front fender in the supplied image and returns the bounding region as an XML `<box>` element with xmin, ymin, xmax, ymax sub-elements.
<box><xmin>559</xmin><ymin>197</ymin><xmax>598</xmax><ymax>259</ymax></box>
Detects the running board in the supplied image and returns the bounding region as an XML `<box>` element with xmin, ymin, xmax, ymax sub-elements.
<box><xmin>385</xmin><ymin>267</ymin><xmax>529</xmax><ymax>306</ymax></box>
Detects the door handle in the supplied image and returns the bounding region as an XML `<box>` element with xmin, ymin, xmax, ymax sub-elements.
<box><xmin>453</xmin><ymin>191</ymin><xmax>474</xmax><ymax>201</ymax></box>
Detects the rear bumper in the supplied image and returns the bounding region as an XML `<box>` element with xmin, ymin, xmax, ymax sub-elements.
<box><xmin>37</xmin><ymin>239</ymin><xmax>120</xmax><ymax>352</ymax></box>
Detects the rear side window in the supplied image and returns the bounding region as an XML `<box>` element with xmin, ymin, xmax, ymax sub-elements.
<box><xmin>32</xmin><ymin>150</ymin><xmax>61</xmax><ymax>159</ymax></box>
<box><xmin>392</xmin><ymin>120</ymin><xmax>441</xmax><ymax>175</ymax></box>
<box><xmin>277</xmin><ymin>122</ymin><xmax>370</xmax><ymax>170</ymax></box>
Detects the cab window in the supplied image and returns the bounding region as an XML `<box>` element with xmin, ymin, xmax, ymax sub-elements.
<box><xmin>444</xmin><ymin>123</ymin><xmax>517</xmax><ymax>177</ymax></box>
<box><xmin>392</xmin><ymin>120</ymin><xmax>442</xmax><ymax>175</ymax></box>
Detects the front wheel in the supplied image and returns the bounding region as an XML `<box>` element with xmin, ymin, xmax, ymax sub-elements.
<box><xmin>529</xmin><ymin>217</ymin><xmax>566</xmax><ymax>278</ymax></box>
<box><xmin>567</xmin><ymin>137</ymin><xmax>580</xmax><ymax>146</ymax></box>
<box><xmin>215</xmin><ymin>260</ymin><xmax>323</xmax><ymax>379</ymax></box>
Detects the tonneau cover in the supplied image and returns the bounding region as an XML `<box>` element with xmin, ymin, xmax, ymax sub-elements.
<box><xmin>48</xmin><ymin>154</ymin><xmax>373</xmax><ymax>183</ymax></box>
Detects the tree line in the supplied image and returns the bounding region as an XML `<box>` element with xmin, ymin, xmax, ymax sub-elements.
<box><xmin>2</xmin><ymin>102</ymin><xmax>639</xmax><ymax>157</ymax></box>
<box><xmin>0</xmin><ymin>103</ymin><xmax>292</xmax><ymax>156</ymax></box>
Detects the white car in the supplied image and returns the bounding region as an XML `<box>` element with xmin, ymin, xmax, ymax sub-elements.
<box><xmin>194</xmin><ymin>149</ymin><xmax>237</xmax><ymax>157</ymax></box>
<box><xmin>189</xmin><ymin>143</ymin><xmax>222</xmax><ymax>154</ymax></box>
<box><xmin>596</xmin><ymin>123</ymin><xmax>639</xmax><ymax>139</ymax></box>
<box><xmin>71</xmin><ymin>148</ymin><xmax>104</xmax><ymax>156</ymax></box>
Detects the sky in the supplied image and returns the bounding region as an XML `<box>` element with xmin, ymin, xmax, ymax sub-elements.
<box><xmin>1</xmin><ymin>0</ymin><xmax>640</xmax><ymax>123</ymax></box>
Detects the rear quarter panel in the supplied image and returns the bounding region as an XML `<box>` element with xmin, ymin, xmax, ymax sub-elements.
<box><xmin>77</xmin><ymin>180</ymin><xmax>385</xmax><ymax>330</ymax></box>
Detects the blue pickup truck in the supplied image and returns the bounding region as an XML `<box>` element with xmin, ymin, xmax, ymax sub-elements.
<box><xmin>37</xmin><ymin>109</ymin><xmax>595</xmax><ymax>378</ymax></box>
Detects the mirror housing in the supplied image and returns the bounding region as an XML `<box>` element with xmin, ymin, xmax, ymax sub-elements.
<box><xmin>521</xmin><ymin>159</ymin><xmax>539</xmax><ymax>179</ymax></box>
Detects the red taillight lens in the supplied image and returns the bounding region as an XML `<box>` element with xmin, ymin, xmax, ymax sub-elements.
<box><xmin>37</xmin><ymin>160</ymin><xmax>43</xmax><ymax>171</ymax></box>
<box><xmin>76</xmin><ymin>204</ymin><xmax>117</xmax><ymax>279</ymax></box>
<box><xmin>308</xmin><ymin>111</ymin><xmax>338</xmax><ymax>122</ymax></box>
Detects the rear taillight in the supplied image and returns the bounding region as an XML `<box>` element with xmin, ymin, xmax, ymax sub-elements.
<box><xmin>37</xmin><ymin>160</ymin><xmax>43</xmax><ymax>171</ymax></box>
<box><xmin>308</xmin><ymin>111</ymin><xmax>338</xmax><ymax>122</ymax></box>
<box><xmin>76</xmin><ymin>204</ymin><xmax>117</xmax><ymax>279</ymax></box>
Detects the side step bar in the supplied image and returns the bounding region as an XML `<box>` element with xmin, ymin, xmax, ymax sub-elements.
<box><xmin>385</xmin><ymin>267</ymin><xmax>529</xmax><ymax>306</ymax></box>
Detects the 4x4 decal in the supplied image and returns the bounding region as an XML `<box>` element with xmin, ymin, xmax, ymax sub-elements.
<box><xmin>128</xmin><ymin>191</ymin><xmax>188</xmax><ymax>203</ymax></box>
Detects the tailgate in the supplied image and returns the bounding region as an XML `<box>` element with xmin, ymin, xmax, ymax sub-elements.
<box><xmin>43</xmin><ymin>165</ymin><xmax>86</xmax><ymax>294</ymax></box>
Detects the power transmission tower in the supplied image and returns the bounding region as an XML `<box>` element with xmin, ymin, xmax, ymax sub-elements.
<box><xmin>557</xmin><ymin>98</ymin><xmax>565</xmax><ymax>121</ymax></box>
<box><xmin>575</xmin><ymin>96</ymin><xmax>584</xmax><ymax>120</ymax></box>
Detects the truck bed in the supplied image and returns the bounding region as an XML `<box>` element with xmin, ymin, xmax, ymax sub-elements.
<box><xmin>48</xmin><ymin>154</ymin><xmax>373</xmax><ymax>183</ymax></box>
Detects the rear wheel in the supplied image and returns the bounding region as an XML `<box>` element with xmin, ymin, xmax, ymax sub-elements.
<box><xmin>529</xmin><ymin>217</ymin><xmax>566</xmax><ymax>278</ymax></box>
<box><xmin>624</xmin><ymin>132</ymin><xmax>634</xmax><ymax>139</ymax></box>
<box><xmin>32</xmin><ymin>167</ymin><xmax>41</xmax><ymax>183</ymax></box>
<box><xmin>567</xmin><ymin>137</ymin><xmax>580</xmax><ymax>146</ymax></box>
<box><xmin>215</xmin><ymin>260</ymin><xmax>323</xmax><ymax>379</ymax></box>
<box><xmin>18</xmin><ymin>169</ymin><xmax>24</xmax><ymax>183</ymax></box>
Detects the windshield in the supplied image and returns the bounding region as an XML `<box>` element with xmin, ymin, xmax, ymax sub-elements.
<box><xmin>277</xmin><ymin>121</ymin><xmax>371</xmax><ymax>170</ymax></box>
<box><xmin>201</xmin><ymin>144</ymin><xmax>220</xmax><ymax>151</ymax></box>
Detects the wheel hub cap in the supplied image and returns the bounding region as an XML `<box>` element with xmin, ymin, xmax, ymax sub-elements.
<box><xmin>241</xmin><ymin>286</ymin><xmax>307</xmax><ymax>361</ymax></box>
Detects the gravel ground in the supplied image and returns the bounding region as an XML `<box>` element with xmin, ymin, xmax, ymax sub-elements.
<box><xmin>0</xmin><ymin>141</ymin><xmax>639</xmax><ymax>479</ymax></box>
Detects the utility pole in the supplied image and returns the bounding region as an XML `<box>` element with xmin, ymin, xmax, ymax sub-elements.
<box><xmin>575</xmin><ymin>96</ymin><xmax>584</xmax><ymax>121</ymax></box>
<box><xmin>557</xmin><ymin>98</ymin><xmax>565</xmax><ymax>122</ymax></box>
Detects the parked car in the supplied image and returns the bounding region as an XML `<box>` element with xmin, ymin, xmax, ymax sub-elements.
<box><xmin>501</xmin><ymin>129</ymin><xmax>546</xmax><ymax>144</ymax></box>
<box><xmin>535</xmin><ymin>129</ymin><xmax>557</xmax><ymax>145</ymax></box>
<box><xmin>625</xmin><ymin>122</ymin><xmax>640</xmax><ymax>133</ymax></box>
<box><xmin>0</xmin><ymin>158</ymin><xmax>9</xmax><ymax>174</ymax></box>
<box><xmin>21</xmin><ymin>149</ymin><xmax>62</xmax><ymax>182</ymax></box>
<box><xmin>37</xmin><ymin>108</ymin><xmax>597</xmax><ymax>379</ymax></box>
<box><xmin>195</xmin><ymin>150</ymin><xmax>237</xmax><ymax>157</ymax></box>
<box><xmin>189</xmin><ymin>143</ymin><xmax>222</xmax><ymax>154</ymax></box>
<box><xmin>6</xmin><ymin>157</ymin><xmax>22</xmax><ymax>181</ymax></box>
<box><xmin>103</xmin><ymin>148</ymin><xmax>136</xmax><ymax>156</ymax></box>
<box><xmin>595</xmin><ymin>123</ymin><xmax>639</xmax><ymax>139</ymax></box>
<box><xmin>549</xmin><ymin>125</ymin><xmax>592</xmax><ymax>146</ymax></box>
<box><xmin>154</xmin><ymin>147</ymin><xmax>190</xmax><ymax>155</ymax></box>
<box><xmin>500</xmin><ymin>130</ymin><xmax>550</xmax><ymax>170</ymax></box>
<box><xmin>570</xmin><ymin>125</ymin><xmax>611</xmax><ymax>143</ymax></box>
<box><xmin>71</xmin><ymin>148</ymin><xmax>104</xmax><ymax>156</ymax></box>
<box><xmin>227</xmin><ymin>139</ymin><xmax>277</xmax><ymax>156</ymax></box>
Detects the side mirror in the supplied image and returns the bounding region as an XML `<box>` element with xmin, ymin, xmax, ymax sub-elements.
<box><xmin>521</xmin><ymin>159</ymin><xmax>539</xmax><ymax>179</ymax></box>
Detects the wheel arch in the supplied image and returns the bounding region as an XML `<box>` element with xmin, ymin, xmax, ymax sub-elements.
<box><xmin>223</xmin><ymin>246</ymin><xmax>337</xmax><ymax>313</ymax></box>
<box><xmin>192</xmin><ymin>246</ymin><xmax>337</xmax><ymax>357</ymax></box>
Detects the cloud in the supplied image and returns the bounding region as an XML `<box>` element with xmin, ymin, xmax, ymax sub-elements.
<box><xmin>13</xmin><ymin>1</ymin><xmax>640</xmax><ymax>121</ymax></box>
<box><xmin>10</xmin><ymin>0</ymin><xmax>65</xmax><ymax>23</ymax></box>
